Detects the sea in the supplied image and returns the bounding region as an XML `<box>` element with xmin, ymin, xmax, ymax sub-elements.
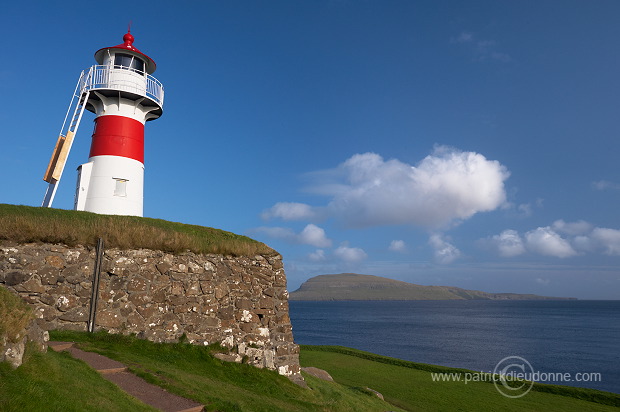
<box><xmin>288</xmin><ymin>300</ymin><xmax>620</xmax><ymax>394</ymax></box>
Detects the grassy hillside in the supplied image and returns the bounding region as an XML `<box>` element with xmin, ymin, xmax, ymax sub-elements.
<box><xmin>300</xmin><ymin>346</ymin><xmax>620</xmax><ymax>411</ymax></box>
<box><xmin>8</xmin><ymin>330</ymin><xmax>397</xmax><ymax>412</ymax></box>
<box><xmin>0</xmin><ymin>347</ymin><xmax>158</xmax><ymax>412</ymax></box>
<box><xmin>2</xmin><ymin>331</ymin><xmax>617</xmax><ymax>411</ymax></box>
<box><xmin>289</xmin><ymin>273</ymin><xmax>574</xmax><ymax>300</ymax></box>
<box><xmin>0</xmin><ymin>204</ymin><xmax>274</xmax><ymax>256</ymax></box>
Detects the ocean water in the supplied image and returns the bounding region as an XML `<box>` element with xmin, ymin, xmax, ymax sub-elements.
<box><xmin>289</xmin><ymin>300</ymin><xmax>620</xmax><ymax>394</ymax></box>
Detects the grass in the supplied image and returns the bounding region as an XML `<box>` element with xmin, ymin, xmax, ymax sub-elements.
<box><xmin>46</xmin><ymin>330</ymin><xmax>398</xmax><ymax>412</ymax></box>
<box><xmin>0</xmin><ymin>343</ymin><xmax>158</xmax><ymax>412</ymax></box>
<box><xmin>300</xmin><ymin>346</ymin><xmax>620</xmax><ymax>411</ymax></box>
<box><xmin>0</xmin><ymin>203</ymin><xmax>274</xmax><ymax>256</ymax></box>
<box><xmin>4</xmin><ymin>331</ymin><xmax>618</xmax><ymax>411</ymax></box>
<box><xmin>0</xmin><ymin>286</ymin><xmax>32</xmax><ymax>343</ymax></box>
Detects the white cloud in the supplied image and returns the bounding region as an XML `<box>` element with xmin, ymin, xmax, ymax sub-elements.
<box><xmin>490</xmin><ymin>229</ymin><xmax>526</xmax><ymax>257</ymax></box>
<box><xmin>308</xmin><ymin>249</ymin><xmax>326</xmax><ymax>262</ymax></box>
<box><xmin>254</xmin><ymin>224</ymin><xmax>331</xmax><ymax>247</ymax></box>
<box><xmin>389</xmin><ymin>240</ymin><xmax>407</xmax><ymax>253</ymax></box>
<box><xmin>591</xmin><ymin>228</ymin><xmax>620</xmax><ymax>256</ymax></box>
<box><xmin>572</xmin><ymin>235</ymin><xmax>594</xmax><ymax>253</ymax></box>
<box><xmin>486</xmin><ymin>221</ymin><xmax>620</xmax><ymax>259</ymax></box>
<box><xmin>298</xmin><ymin>224</ymin><xmax>332</xmax><ymax>248</ymax></box>
<box><xmin>306</xmin><ymin>148</ymin><xmax>508</xmax><ymax>229</ymax></box>
<box><xmin>261</xmin><ymin>202</ymin><xmax>317</xmax><ymax>221</ymax></box>
<box><xmin>429</xmin><ymin>234</ymin><xmax>461</xmax><ymax>264</ymax></box>
<box><xmin>525</xmin><ymin>227</ymin><xmax>577</xmax><ymax>258</ymax></box>
<box><xmin>333</xmin><ymin>245</ymin><xmax>367</xmax><ymax>263</ymax></box>
<box><xmin>552</xmin><ymin>220</ymin><xmax>592</xmax><ymax>236</ymax></box>
<box><xmin>536</xmin><ymin>278</ymin><xmax>550</xmax><ymax>285</ymax></box>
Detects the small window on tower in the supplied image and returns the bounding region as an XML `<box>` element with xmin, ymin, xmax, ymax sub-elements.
<box><xmin>113</xmin><ymin>178</ymin><xmax>128</xmax><ymax>197</ymax></box>
<box><xmin>131</xmin><ymin>58</ymin><xmax>145</xmax><ymax>73</ymax></box>
<box><xmin>114</xmin><ymin>53</ymin><xmax>145</xmax><ymax>74</ymax></box>
<box><xmin>114</xmin><ymin>54</ymin><xmax>132</xmax><ymax>69</ymax></box>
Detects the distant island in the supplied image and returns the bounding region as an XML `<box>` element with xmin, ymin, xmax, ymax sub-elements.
<box><xmin>289</xmin><ymin>273</ymin><xmax>576</xmax><ymax>301</ymax></box>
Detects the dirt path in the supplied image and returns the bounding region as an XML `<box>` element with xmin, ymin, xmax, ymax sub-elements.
<box><xmin>49</xmin><ymin>341</ymin><xmax>204</xmax><ymax>412</ymax></box>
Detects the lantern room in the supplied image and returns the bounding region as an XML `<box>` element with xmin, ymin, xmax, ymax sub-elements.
<box><xmin>94</xmin><ymin>31</ymin><xmax>156</xmax><ymax>74</ymax></box>
<box><xmin>87</xmin><ymin>31</ymin><xmax>163</xmax><ymax>120</ymax></box>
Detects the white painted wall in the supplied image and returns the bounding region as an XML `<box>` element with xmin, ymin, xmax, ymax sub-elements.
<box><xmin>79</xmin><ymin>156</ymin><xmax>144</xmax><ymax>216</ymax></box>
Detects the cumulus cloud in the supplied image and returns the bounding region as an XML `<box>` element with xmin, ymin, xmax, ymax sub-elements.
<box><xmin>308</xmin><ymin>249</ymin><xmax>326</xmax><ymax>262</ymax></box>
<box><xmin>389</xmin><ymin>240</ymin><xmax>407</xmax><ymax>253</ymax></box>
<box><xmin>486</xmin><ymin>221</ymin><xmax>620</xmax><ymax>259</ymax></box>
<box><xmin>253</xmin><ymin>224</ymin><xmax>331</xmax><ymax>247</ymax></box>
<box><xmin>572</xmin><ymin>235</ymin><xmax>594</xmax><ymax>253</ymax></box>
<box><xmin>333</xmin><ymin>245</ymin><xmax>368</xmax><ymax>263</ymax></box>
<box><xmin>524</xmin><ymin>227</ymin><xmax>577</xmax><ymax>258</ymax></box>
<box><xmin>298</xmin><ymin>224</ymin><xmax>332</xmax><ymax>248</ymax></box>
<box><xmin>261</xmin><ymin>202</ymin><xmax>317</xmax><ymax>221</ymax></box>
<box><xmin>552</xmin><ymin>220</ymin><xmax>592</xmax><ymax>236</ymax></box>
<box><xmin>489</xmin><ymin>229</ymin><xmax>526</xmax><ymax>257</ymax></box>
<box><xmin>591</xmin><ymin>228</ymin><xmax>620</xmax><ymax>256</ymax></box>
<box><xmin>429</xmin><ymin>234</ymin><xmax>461</xmax><ymax>264</ymax></box>
<box><xmin>301</xmin><ymin>148</ymin><xmax>509</xmax><ymax>229</ymax></box>
<box><xmin>306</xmin><ymin>244</ymin><xmax>368</xmax><ymax>263</ymax></box>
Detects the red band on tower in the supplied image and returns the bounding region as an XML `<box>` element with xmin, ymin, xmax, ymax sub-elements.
<box><xmin>89</xmin><ymin>115</ymin><xmax>145</xmax><ymax>163</ymax></box>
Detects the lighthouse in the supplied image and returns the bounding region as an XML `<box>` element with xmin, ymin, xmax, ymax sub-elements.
<box><xmin>42</xmin><ymin>30</ymin><xmax>164</xmax><ymax>217</ymax></box>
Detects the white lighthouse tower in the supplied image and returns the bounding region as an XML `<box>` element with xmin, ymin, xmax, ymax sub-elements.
<box><xmin>42</xmin><ymin>30</ymin><xmax>164</xmax><ymax>217</ymax></box>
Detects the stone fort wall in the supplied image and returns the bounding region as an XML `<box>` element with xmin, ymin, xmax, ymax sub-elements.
<box><xmin>0</xmin><ymin>242</ymin><xmax>301</xmax><ymax>380</ymax></box>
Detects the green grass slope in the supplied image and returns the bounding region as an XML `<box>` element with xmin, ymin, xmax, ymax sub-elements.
<box><xmin>289</xmin><ymin>273</ymin><xmax>575</xmax><ymax>300</ymax></box>
<box><xmin>0</xmin><ymin>345</ymin><xmax>158</xmax><ymax>412</ymax></box>
<box><xmin>3</xmin><ymin>331</ymin><xmax>616</xmax><ymax>412</ymax></box>
<box><xmin>300</xmin><ymin>346</ymin><xmax>620</xmax><ymax>411</ymax></box>
<box><xmin>41</xmin><ymin>330</ymin><xmax>397</xmax><ymax>412</ymax></box>
<box><xmin>0</xmin><ymin>204</ymin><xmax>273</xmax><ymax>256</ymax></box>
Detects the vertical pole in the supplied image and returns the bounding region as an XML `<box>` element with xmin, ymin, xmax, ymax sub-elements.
<box><xmin>87</xmin><ymin>238</ymin><xmax>104</xmax><ymax>333</ymax></box>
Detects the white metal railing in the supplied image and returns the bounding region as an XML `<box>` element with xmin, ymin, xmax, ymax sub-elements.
<box><xmin>78</xmin><ymin>65</ymin><xmax>164</xmax><ymax>107</ymax></box>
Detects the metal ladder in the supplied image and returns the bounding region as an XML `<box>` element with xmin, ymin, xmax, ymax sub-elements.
<box><xmin>42</xmin><ymin>68</ymin><xmax>93</xmax><ymax>208</ymax></box>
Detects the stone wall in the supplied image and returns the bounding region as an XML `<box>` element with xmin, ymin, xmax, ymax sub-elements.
<box><xmin>0</xmin><ymin>242</ymin><xmax>301</xmax><ymax>381</ymax></box>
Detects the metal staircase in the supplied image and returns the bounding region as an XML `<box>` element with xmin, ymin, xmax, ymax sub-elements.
<box><xmin>42</xmin><ymin>68</ymin><xmax>93</xmax><ymax>208</ymax></box>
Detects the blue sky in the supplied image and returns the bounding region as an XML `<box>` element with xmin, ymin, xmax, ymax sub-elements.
<box><xmin>1</xmin><ymin>1</ymin><xmax>619</xmax><ymax>299</ymax></box>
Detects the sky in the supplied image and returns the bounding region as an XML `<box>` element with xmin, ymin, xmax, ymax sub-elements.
<box><xmin>1</xmin><ymin>1</ymin><xmax>619</xmax><ymax>299</ymax></box>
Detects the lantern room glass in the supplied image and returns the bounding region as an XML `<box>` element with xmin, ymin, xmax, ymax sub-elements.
<box><xmin>114</xmin><ymin>53</ymin><xmax>145</xmax><ymax>74</ymax></box>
